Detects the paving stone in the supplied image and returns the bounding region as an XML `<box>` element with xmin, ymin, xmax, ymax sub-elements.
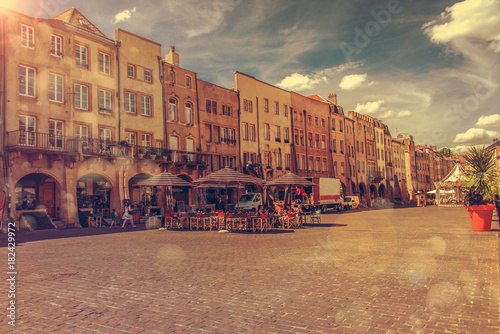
<box><xmin>0</xmin><ymin>207</ymin><xmax>498</xmax><ymax>333</ymax></box>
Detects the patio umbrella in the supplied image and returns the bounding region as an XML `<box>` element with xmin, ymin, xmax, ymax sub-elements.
<box><xmin>264</xmin><ymin>173</ymin><xmax>316</xmax><ymax>207</ymax></box>
<box><xmin>264</xmin><ymin>172</ymin><xmax>315</xmax><ymax>187</ymax></box>
<box><xmin>193</xmin><ymin>167</ymin><xmax>265</xmax><ymax>186</ymax></box>
<box><xmin>193</xmin><ymin>167</ymin><xmax>264</xmax><ymax>210</ymax></box>
<box><xmin>135</xmin><ymin>172</ymin><xmax>194</xmax><ymax>187</ymax></box>
<box><xmin>135</xmin><ymin>172</ymin><xmax>193</xmax><ymax>213</ymax></box>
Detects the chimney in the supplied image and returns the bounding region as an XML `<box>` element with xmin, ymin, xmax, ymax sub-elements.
<box><xmin>165</xmin><ymin>46</ymin><xmax>180</xmax><ymax>66</ymax></box>
<box><xmin>328</xmin><ymin>93</ymin><xmax>337</xmax><ymax>105</ymax></box>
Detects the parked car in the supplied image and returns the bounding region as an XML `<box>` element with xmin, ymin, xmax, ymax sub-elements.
<box><xmin>234</xmin><ymin>193</ymin><xmax>262</xmax><ymax>212</ymax></box>
<box><xmin>343</xmin><ymin>196</ymin><xmax>360</xmax><ymax>210</ymax></box>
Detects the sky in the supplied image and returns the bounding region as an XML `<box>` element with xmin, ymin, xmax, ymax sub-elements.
<box><xmin>3</xmin><ymin>0</ymin><xmax>500</xmax><ymax>153</ymax></box>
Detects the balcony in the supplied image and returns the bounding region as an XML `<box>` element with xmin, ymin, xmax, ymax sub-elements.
<box><xmin>368</xmin><ymin>171</ymin><xmax>384</xmax><ymax>183</ymax></box>
<box><xmin>7</xmin><ymin>131</ymin><xmax>207</xmax><ymax>167</ymax></box>
<box><xmin>6</xmin><ymin>131</ymin><xmax>78</xmax><ymax>154</ymax></box>
<box><xmin>132</xmin><ymin>146</ymin><xmax>208</xmax><ymax>167</ymax></box>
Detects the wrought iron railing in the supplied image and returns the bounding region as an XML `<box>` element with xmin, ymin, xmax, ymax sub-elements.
<box><xmin>7</xmin><ymin>131</ymin><xmax>209</xmax><ymax>166</ymax></box>
<box><xmin>6</xmin><ymin>130</ymin><xmax>77</xmax><ymax>152</ymax></box>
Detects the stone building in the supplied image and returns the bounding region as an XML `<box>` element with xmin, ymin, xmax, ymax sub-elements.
<box><xmin>234</xmin><ymin>72</ymin><xmax>292</xmax><ymax>181</ymax></box>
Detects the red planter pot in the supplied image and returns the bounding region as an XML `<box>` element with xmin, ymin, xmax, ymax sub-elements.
<box><xmin>466</xmin><ymin>205</ymin><xmax>495</xmax><ymax>231</ymax></box>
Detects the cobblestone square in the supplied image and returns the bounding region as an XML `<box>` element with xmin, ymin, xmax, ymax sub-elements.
<box><xmin>1</xmin><ymin>207</ymin><xmax>499</xmax><ymax>333</ymax></box>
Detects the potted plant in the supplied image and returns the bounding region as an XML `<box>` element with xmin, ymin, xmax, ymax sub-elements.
<box><xmin>461</xmin><ymin>146</ymin><xmax>498</xmax><ymax>231</ymax></box>
<box><xmin>148</xmin><ymin>149</ymin><xmax>157</xmax><ymax>160</ymax></box>
<box><xmin>160</xmin><ymin>149</ymin><xmax>171</xmax><ymax>161</ymax></box>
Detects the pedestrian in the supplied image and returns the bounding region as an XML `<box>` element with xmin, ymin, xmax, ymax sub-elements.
<box><xmin>21</xmin><ymin>196</ymin><xmax>29</xmax><ymax>210</ymax></box>
<box><xmin>109</xmin><ymin>208</ymin><xmax>117</xmax><ymax>228</ymax></box>
<box><xmin>121</xmin><ymin>205</ymin><xmax>136</xmax><ymax>228</ymax></box>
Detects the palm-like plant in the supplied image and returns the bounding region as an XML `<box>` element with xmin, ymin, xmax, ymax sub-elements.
<box><xmin>462</xmin><ymin>146</ymin><xmax>498</xmax><ymax>206</ymax></box>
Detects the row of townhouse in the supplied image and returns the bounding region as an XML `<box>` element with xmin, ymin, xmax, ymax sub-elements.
<box><xmin>0</xmin><ymin>8</ymin><xmax>455</xmax><ymax>227</ymax></box>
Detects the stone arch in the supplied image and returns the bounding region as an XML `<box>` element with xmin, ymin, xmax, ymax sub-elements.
<box><xmin>340</xmin><ymin>181</ymin><xmax>347</xmax><ymax>197</ymax></box>
<box><xmin>358</xmin><ymin>182</ymin><xmax>366</xmax><ymax>197</ymax></box>
<box><xmin>14</xmin><ymin>173</ymin><xmax>63</xmax><ymax>218</ymax></box>
<box><xmin>370</xmin><ymin>184</ymin><xmax>378</xmax><ymax>199</ymax></box>
<box><xmin>76</xmin><ymin>173</ymin><xmax>113</xmax><ymax>214</ymax></box>
<box><xmin>378</xmin><ymin>184</ymin><xmax>386</xmax><ymax>198</ymax></box>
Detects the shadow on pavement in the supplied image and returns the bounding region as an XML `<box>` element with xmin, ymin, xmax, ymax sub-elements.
<box><xmin>0</xmin><ymin>225</ymin><xmax>148</xmax><ymax>247</ymax></box>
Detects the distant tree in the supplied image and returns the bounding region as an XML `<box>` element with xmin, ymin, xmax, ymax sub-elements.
<box><xmin>438</xmin><ymin>147</ymin><xmax>453</xmax><ymax>157</ymax></box>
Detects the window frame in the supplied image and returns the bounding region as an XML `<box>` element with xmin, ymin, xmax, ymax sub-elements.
<box><xmin>21</xmin><ymin>24</ymin><xmax>35</xmax><ymax>49</ymax></box>
<box><xmin>169</xmin><ymin>98</ymin><xmax>178</xmax><ymax>121</ymax></box>
<box><xmin>144</xmin><ymin>69</ymin><xmax>152</xmax><ymax>82</ymax></box>
<box><xmin>49</xmin><ymin>72</ymin><xmax>64</xmax><ymax>103</ymax></box>
<box><xmin>74</xmin><ymin>83</ymin><xmax>89</xmax><ymax>110</ymax></box>
<box><xmin>185</xmin><ymin>102</ymin><xmax>193</xmax><ymax>125</ymax></box>
<box><xmin>125</xmin><ymin>91</ymin><xmax>137</xmax><ymax>114</ymax></box>
<box><xmin>99</xmin><ymin>89</ymin><xmax>112</xmax><ymax>115</ymax></box>
<box><xmin>75</xmin><ymin>44</ymin><xmax>88</xmax><ymax>68</ymax></box>
<box><xmin>19</xmin><ymin>65</ymin><xmax>36</xmax><ymax>98</ymax></box>
<box><xmin>127</xmin><ymin>64</ymin><xmax>135</xmax><ymax>78</ymax></box>
<box><xmin>50</xmin><ymin>34</ymin><xmax>63</xmax><ymax>57</ymax></box>
<box><xmin>141</xmin><ymin>95</ymin><xmax>152</xmax><ymax>116</ymax></box>
<box><xmin>99</xmin><ymin>52</ymin><xmax>111</xmax><ymax>75</ymax></box>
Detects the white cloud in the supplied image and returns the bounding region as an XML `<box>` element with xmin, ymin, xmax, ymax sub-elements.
<box><xmin>339</xmin><ymin>74</ymin><xmax>367</xmax><ymax>90</ymax></box>
<box><xmin>476</xmin><ymin>114</ymin><xmax>500</xmax><ymax>128</ymax></box>
<box><xmin>355</xmin><ymin>100</ymin><xmax>384</xmax><ymax>115</ymax></box>
<box><xmin>275</xmin><ymin>63</ymin><xmax>362</xmax><ymax>92</ymax></box>
<box><xmin>453</xmin><ymin>127</ymin><xmax>499</xmax><ymax>144</ymax></box>
<box><xmin>275</xmin><ymin>72</ymin><xmax>327</xmax><ymax>91</ymax></box>
<box><xmin>423</xmin><ymin>0</ymin><xmax>500</xmax><ymax>52</ymax></box>
<box><xmin>113</xmin><ymin>7</ymin><xmax>137</xmax><ymax>24</ymax></box>
<box><xmin>354</xmin><ymin>101</ymin><xmax>411</xmax><ymax>120</ymax></box>
<box><xmin>397</xmin><ymin>110</ymin><xmax>412</xmax><ymax>118</ymax></box>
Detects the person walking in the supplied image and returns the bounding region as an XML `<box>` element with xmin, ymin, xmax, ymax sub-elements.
<box><xmin>109</xmin><ymin>208</ymin><xmax>117</xmax><ymax>228</ymax></box>
<box><xmin>121</xmin><ymin>205</ymin><xmax>136</xmax><ymax>228</ymax></box>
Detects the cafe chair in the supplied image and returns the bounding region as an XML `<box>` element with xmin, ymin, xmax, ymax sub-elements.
<box><xmin>190</xmin><ymin>213</ymin><xmax>204</xmax><ymax>230</ymax></box>
<box><xmin>164</xmin><ymin>210</ymin><xmax>174</xmax><ymax>229</ymax></box>
<box><xmin>282</xmin><ymin>213</ymin><xmax>297</xmax><ymax>229</ymax></box>
<box><xmin>253</xmin><ymin>214</ymin><xmax>268</xmax><ymax>233</ymax></box>
<box><xmin>309</xmin><ymin>213</ymin><xmax>321</xmax><ymax>224</ymax></box>
<box><xmin>221</xmin><ymin>213</ymin><xmax>233</xmax><ymax>230</ymax></box>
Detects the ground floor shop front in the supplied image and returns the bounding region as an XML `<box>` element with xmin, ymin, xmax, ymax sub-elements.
<box><xmin>3</xmin><ymin>153</ymin><xmax>204</xmax><ymax>229</ymax></box>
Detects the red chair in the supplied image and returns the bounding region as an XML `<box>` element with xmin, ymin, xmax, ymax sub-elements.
<box><xmin>164</xmin><ymin>210</ymin><xmax>174</xmax><ymax>228</ymax></box>
<box><xmin>222</xmin><ymin>213</ymin><xmax>233</xmax><ymax>230</ymax></box>
<box><xmin>253</xmin><ymin>214</ymin><xmax>268</xmax><ymax>232</ymax></box>
<box><xmin>283</xmin><ymin>213</ymin><xmax>296</xmax><ymax>229</ymax></box>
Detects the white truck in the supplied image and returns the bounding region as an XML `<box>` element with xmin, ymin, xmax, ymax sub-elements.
<box><xmin>306</xmin><ymin>177</ymin><xmax>344</xmax><ymax>213</ymax></box>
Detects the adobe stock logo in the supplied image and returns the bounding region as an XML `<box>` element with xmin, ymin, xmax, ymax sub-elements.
<box><xmin>340</xmin><ymin>0</ymin><xmax>404</xmax><ymax>62</ymax></box>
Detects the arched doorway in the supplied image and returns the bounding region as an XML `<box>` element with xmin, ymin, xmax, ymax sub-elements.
<box><xmin>378</xmin><ymin>184</ymin><xmax>386</xmax><ymax>198</ymax></box>
<box><xmin>358</xmin><ymin>183</ymin><xmax>366</xmax><ymax>198</ymax></box>
<box><xmin>15</xmin><ymin>173</ymin><xmax>61</xmax><ymax>217</ymax></box>
<box><xmin>77</xmin><ymin>174</ymin><xmax>112</xmax><ymax>214</ymax></box>
<box><xmin>370</xmin><ymin>184</ymin><xmax>378</xmax><ymax>200</ymax></box>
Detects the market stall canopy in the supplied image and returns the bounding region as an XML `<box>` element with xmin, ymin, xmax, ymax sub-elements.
<box><xmin>135</xmin><ymin>172</ymin><xmax>193</xmax><ymax>187</ymax></box>
<box><xmin>193</xmin><ymin>167</ymin><xmax>264</xmax><ymax>186</ymax></box>
<box><xmin>435</xmin><ymin>163</ymin><xmax>466</xmax><ymax>187</ymax></box>
<box><xmin>265</xmin><ymin>172</ymin><xmax>316</xmax><ymax>187</ymax></box>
